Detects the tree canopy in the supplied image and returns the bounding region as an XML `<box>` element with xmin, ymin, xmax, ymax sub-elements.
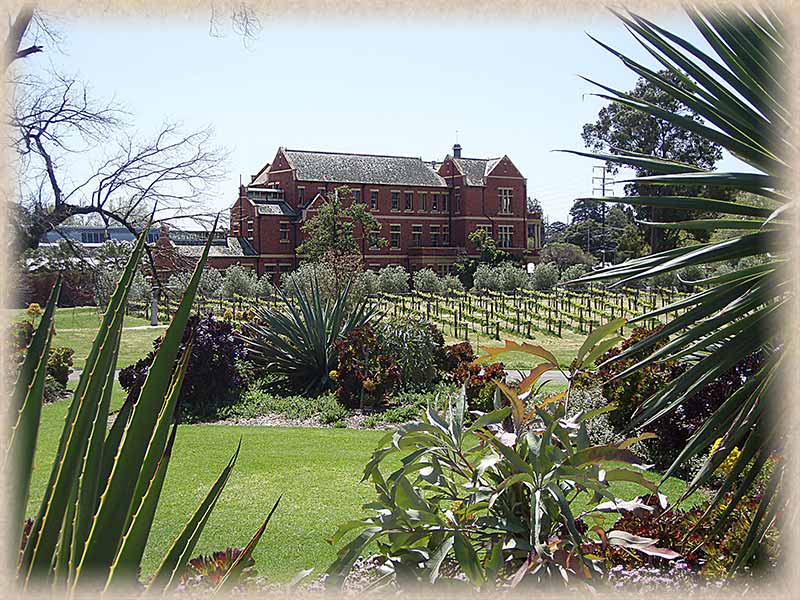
<box><xmin>296</xmin><ymin>186</ymin><xmax>385</xmax><ymax>261</ymax></box>
<box><xmin>581</xmin><ymin>70</ymin><xmax>725</xmax><ymax>251</ymax></box>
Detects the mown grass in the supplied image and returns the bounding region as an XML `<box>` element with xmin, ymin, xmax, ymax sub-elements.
<box><xmin>27</xmin><ymin>400</ymin><xmax>393</xmax><ymax>582</ymax></box>
<box><xmin>29</xmin><ymin>397</ymin><xmax>700</xmax><ymax>583</ymax></box>
<box><xmin>8</xmin><ymin>306</ymin><xmax>166</xmax><ymax>370</ymax></box>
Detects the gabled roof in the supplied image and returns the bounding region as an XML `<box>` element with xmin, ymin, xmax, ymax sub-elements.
<box><xmin>173</xmin><ymin>236</ymin><xmax>258</xmax><ymax>257</ymax></box>
<box><xmin>283</xmin><ymin>148</ymin><xmax>447</xmax><ymax>187</ymax></box>
<box><xmin>452</xmin><ymin>156</ymin><xmax>503</xmax><ymax>186</ymax></box>
<box><xmin>255</xmin><ymin>200</ymin><xmax>296</xmax><ymax>217</ymax></box>
<box><xmin>250</xmin><ymin>162</ymin><xmax>271</xmax><ymax>187</ymax></box>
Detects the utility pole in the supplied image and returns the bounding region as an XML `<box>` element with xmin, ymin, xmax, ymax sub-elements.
<box><xmin>592</xmin><ymin>165</ymin><xmax>614</xmax><ymax>265</ymax></box>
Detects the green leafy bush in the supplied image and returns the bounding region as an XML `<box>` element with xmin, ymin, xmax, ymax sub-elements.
<box><xmin>472</xmin><ymin>263</ymin><xmax>530</xmax><ymax>291</ymax></box>
<box><xmin>327</xmin><ymin>327</ymin><xmax>667</xmax><ymax>590</ymax></box>
<box><xmin>531</xmin><ymin>262</ymin><xmax>560</xmax><ymax>290</ymax></box>
<box><xmin>442</xmin><ymin>274</ymin><xmax>464</xmax><ymax>293</ymax></box>
<box><xmin>45</xmin><ymin>346</ymin><xmax>74</xmax><ymax>388</ymax></box>
<box><xmin>376</xmin><ymin>317</ymin><xmax>444</xmax><ymax>389</ymax></box>
<box><xmin>6</xmin><ymin>320</ymin><xmax>74</xmax><ymax>403</ymax></box>
<box><xmin>377</xmin><ymin>265</ymin><xmax>410</xmax><ymax>293</ymax></box>
<box><xmin>281</xmin><ymin>253</ymin><xmax>368</xmax><ymax>304</ymax></box>
<box><xmin>412</xmin><ymin>268</ymin><xmax>445</xmax><ymax>293</ymax></box>
<box><xmin>539</xmin><ymin>242</ymin><xmax>596</xmax><ymax>268</ymax></box>
<box><xmin>221</xmin><ymin>264</ymin><xmax>260</xmax><ymax>299</ymax></box>
<box><xmin>220</xmin><ymin>383</ymin><xmax>350</xmax><ymax>425</ymax></box>
<box><xmin>578</xmin><ymin>327</ymin><xmax>766</xmax><ymax>473</ymax></box>
<box><xmin>559</xmin><ymin>264</ymin><xmax>591</xmax><ymax>289</ymax></box>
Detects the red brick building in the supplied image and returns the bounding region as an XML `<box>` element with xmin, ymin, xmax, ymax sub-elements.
<box><xmin>211</xmin><ymin>144</ymin><xmax>541</xmax><ymax>282</ymax></box>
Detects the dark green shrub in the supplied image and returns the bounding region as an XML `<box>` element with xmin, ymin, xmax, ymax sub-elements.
<box><xmin>220</xmin><ymin>384</ymin><xmax>350</xmax><ymax>425</ymax></box>
<box><xmin>579</xmin><ymin>326</ymin><xmax>766</xmax><ymax>471</ymax></box>
<box><xmin>6</xmin><ymin>320</ymin><xmax>74</xmax><ymax>403</ymax></box>
<box><xmin>46</xmin><ymin>346</ymin><xmax>74</xmax><ymax>388</ymax></box>
<box><xmin>317</xmin><ymin>394</ymin><xmax>352</xmax><ymax>425</ymax></box>
<box><xmin>119</xmin><ymin>313</ymin><xmax>247</xmax><ymax>422</ymax></box>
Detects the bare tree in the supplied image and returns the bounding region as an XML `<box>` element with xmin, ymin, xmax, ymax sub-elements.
<box><xmin>9</xmin><ymin>71</ymin><xmax>228</xmax><ymax>256</ymax></box>
<box><xmin>5</xmin><ymin>2</ymin><xmax>262</xmax><ymax>72</ymax></box>
<box><xmin>3</xmin><ymin>4</ymin><xmax>64</xmax><ymax>71</ymax></box>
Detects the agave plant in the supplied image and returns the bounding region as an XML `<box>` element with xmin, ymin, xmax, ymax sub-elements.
<box><xmin>561</xmin><ymin>4</ymin><xmax>789</xmax><ymax>572</ymax></box>
<box><xmin>4</xmin><ymin>223</ymin><xmax>279</xmax><ymax>593</ymax></box>
<box><xmin>242</xmin><ymin>277</ymin><xmax>379</xmax><ymax>396</ymax></box>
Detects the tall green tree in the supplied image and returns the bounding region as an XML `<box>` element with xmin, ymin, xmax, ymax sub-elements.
<box><xmin>569</xmin><ymin>198</ymin><xmax>604</xmax><ymax>224</ymax></box>
<box><xmin>296</xmin><ymin>186</ymin><xmax>384</xmax><ymax>261</ymax></box>
<box><xmin>580</xmin><ymin>70</ymin><xmax>725</xmax><ymax>251</ymax></box>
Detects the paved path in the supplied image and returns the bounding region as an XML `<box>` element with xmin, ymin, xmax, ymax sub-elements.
<box><xmin>58</xmin><ymin>324</ymin><xmax>167</xmax><ymax>333</ymax></box>
<box><xmin>69</xmin><ymin>368</ymin><xmax>121</xmax><ymax>382</ymax></box>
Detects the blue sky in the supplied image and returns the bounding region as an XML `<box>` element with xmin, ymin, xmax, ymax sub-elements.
<box><xmin>22</xmin><ymin>9</ymin><xmax>748</xmax><ymax>223</ymax></box>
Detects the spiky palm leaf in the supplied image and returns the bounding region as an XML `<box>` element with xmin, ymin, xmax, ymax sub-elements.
<box><xmin>6</xmin><ymin>222</ymin><xmax>279</xmax><ymax>593</ymax></box>
<box><xmin>562</xmin><ymin>4</ymin><xmax>790</xmax><ymax>572</ymax></box>
<box><xmin>241</xmin><ymin>277</ymin><xmax>380</xmax><ymax>396</ymax></box>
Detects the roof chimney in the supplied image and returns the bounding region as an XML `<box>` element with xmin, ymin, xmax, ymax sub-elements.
<box><xmin>453</xmin><ymin>143</ymin><xmax>462</xmax><ymax>158</ymax></box>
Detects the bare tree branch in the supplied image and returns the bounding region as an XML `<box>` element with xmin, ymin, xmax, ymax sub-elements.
<box><xmin>4</xmin><ymin>5</ymin><xmax>40</xmax><ymax>69</ymax></box>
<box><xmin>9</xmin><ymin>72</ymin><xmax>228</xmax><ymax>259</ymax></box>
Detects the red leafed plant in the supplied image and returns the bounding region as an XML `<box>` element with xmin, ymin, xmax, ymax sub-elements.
<box><xmin>180</xmin><ymin>547</ymin><xmax>256</xmax><ymax>589</ymax></box>
<box><xmin>334</xmin><ymin>325</ymin><xmax>401</xmax><ymax>409</ymax></box>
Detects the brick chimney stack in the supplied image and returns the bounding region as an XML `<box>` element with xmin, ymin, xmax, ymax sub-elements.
<box><xmin>453</xmin><ymin>143</ymin><xmax>462</xmax><ymax>158</ymax></box>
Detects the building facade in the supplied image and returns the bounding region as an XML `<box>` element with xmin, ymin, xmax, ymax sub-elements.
<box><xmin>222</xmin><ymin>144</ymin><xmax>541</xmax><ymax>282</ymax></box>
<box><xmin>37</xmin><ymin>144</ymin><xmax>543</xmax><ymax>283</ymax></box>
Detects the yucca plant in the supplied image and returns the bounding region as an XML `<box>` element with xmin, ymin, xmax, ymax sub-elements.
<box><xmin>4</xmin><ymin>223</ymin><xmax>279</xmax><ymax>593</ymax></box>
<box><xmin>242</xmin><ymin>277</ymin><xmax>380</xmax><ymax>396</ymax></box>
<box><xmin>560</xmin><ymin>4</ymin><xmax>789</xmax><ymax>572</ymax></box>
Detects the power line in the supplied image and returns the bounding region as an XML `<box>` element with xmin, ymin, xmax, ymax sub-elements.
<box><xmin>591</xmin><ymin>165</ymin><xmax>615</xmax><ymax>265</ymax></box>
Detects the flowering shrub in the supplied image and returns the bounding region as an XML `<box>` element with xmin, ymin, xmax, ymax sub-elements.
<box><xmin>334</xmin><ymin>325</ymin><xmax>401</xmax><ymax>409</ymax></box>
<box><xmin>119</xmin><ymin>313</ymin><xmax>247</xmax><ymax>422</ymax></box>
<box><xmin>26</xmin><ymin>303</ymin><xmax>43</xmax><ymax>320</ymax></box>
<box><xmin>709</xmin><ymin>437</ymin><xmax>741</xmax><ymax>476</ymax></box>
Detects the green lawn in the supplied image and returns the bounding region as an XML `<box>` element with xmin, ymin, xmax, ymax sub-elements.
<box><xmin>28</xmin><ymin>396</ymin><xmax>699</xmax><ymax>583</ymax></box>
<box><xmin>9</xmin><ymin>305</ymin><xmax>152</xmax><ymax>330</ymax></box>
<box><xmin>28</xmin><ymin>399</ymin><xmax>395</xmax><ymax>582</ymax></box>
<box><xmin>468</xmin><ymin>330</ymin><xmax>587</xmax><ymax>369</ymax></box>
<box><xmin>8</xmin><ymin>306</ymin><xmax>165</xmax><ymax>370</ymax></box>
